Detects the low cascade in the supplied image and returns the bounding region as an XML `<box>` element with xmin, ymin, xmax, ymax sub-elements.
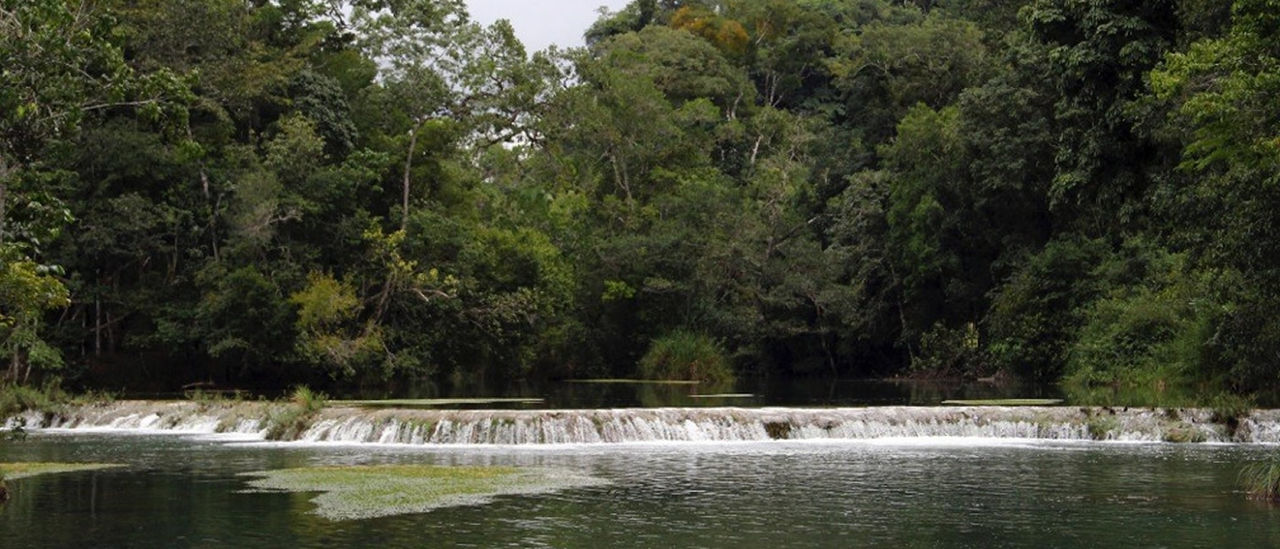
<box><xmin>18</xmin><ymin>401</ymin><xmax>1280</xmax><ymax>445</ymax></box>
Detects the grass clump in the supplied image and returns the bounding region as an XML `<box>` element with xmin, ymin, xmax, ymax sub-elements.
<box><xmin>1209</xmin><ymin>392</ymin><xmax>1254</xmax><ymax>427</ymax></box>
<box><xmin>1086</xmin><ymin>413</ymin><xmax>1119</xmax><ymax>440</ymax></box>
<box><xmin>240</xmin><ymin>464</ymin><xmax>607</xmax><ymax>520</ymax></box>
<box><xmin>1240</xmin><ymin>461</ymin><xmax>1280</xmax><ymax>501</ymax></box>
<box><xmin>1161</xmin><ymin>423</ymin><xmax>1207</xmax><ymax>443</ymax></box>
<box><xmin>264</xmin><ymin>386</ymin><xmax>327</xmax><ymax>440</ymax></box>
<box><xmin>291</xmin><ymin>385</ymin><xmax>326</xmax><ymax>413</ymax></box>
<box><xmin>637</xmin><ymin>330</ymin><xmax>734</xmax><ymax>385</ymax></box>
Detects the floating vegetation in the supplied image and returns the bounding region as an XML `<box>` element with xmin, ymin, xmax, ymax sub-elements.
<box><xmin>940</xmin><ymin>399</ymin><xmax>1064</xmax><ymax>406</ymax></box>
<box><xmin>240</xmin><ymin>465</ymin><xmax>606</xmax><ymax>520</ymax></box>
<box><xmin>0</xmin><ymin>462</ymin><xmax>122</xmax><ymax>480</ymax></box>
<box><xmin>331</xmin><ymin>398</ymin><xmax>545</xmax><ymax>408</ymax></box>
<box><xmin>563</xmin><ymin>379</ymin><xmax>700</xmax><ymax>385</ymax></box>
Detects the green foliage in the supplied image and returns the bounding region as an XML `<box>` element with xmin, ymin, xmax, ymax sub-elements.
<box><xmin>1066</xmin><ymin>249</ymin><xmax>1219</xmax><ymax>387</ymax></box>
<box><xmin>986</xmin><ymin>238</ymin><xmax>1108</xmax><ymax>379</ymax></box>
<box><xmin>911</xmin><ymin>322</ymin><xmax>980</xmax><ymax>377</ymax></box>
<box><xmin>638</xmin><ymin>330</ymin><xmax>734</xmax><ymax>384</ymax></box>
<box><xmin>0</xmin><ymin>249</ymin><xmax>70</xmax><ymax>382</ymax></box>
<box><xmin>290</xmin><ymin>272</ymin><xmax>383</xmax><ymax>377</ymax></box>
<box><xmin>1208</xmin><ymin>392</ymin><xmax>1255</xmax><ymax>425</ymax></box>
<box><xmin>290</xmin><ymin>385</ymin><xmax>326</xmax><ymax>414</ymax></box>
<box><xmin>0</xmin><ymin>379</ymin><xmax>71</xmax><ymax>417</ymax></box>
<box><xmin>1</xmin><ymin>0</ymin><xmax>1278</xmax><ymax>400</ymax></box>
<box><xmin>263</xmin><ymin>385</ymin><xmax>326</xmax><ymax>440</ymax></box>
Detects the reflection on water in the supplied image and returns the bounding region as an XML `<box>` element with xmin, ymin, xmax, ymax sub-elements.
<box><xmin>3</xmin><ymin>433</ymin><xmax>1280</xmax><ymax>547</ymax></box>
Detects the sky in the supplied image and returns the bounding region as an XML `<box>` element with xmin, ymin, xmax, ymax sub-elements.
<box><xmin>465</xmin><ymin>0</ymin><xmax>632</xmax><ymax>53</ymax></box>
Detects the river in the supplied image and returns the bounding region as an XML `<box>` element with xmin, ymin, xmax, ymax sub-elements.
<box><xmin>3</xmin><ymin>424</ymin><xmax>1280</xmax><ymax>547</ymax></box>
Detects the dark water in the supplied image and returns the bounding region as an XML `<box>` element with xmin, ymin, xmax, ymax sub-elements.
<box><xmin>4</xmin><ymin>433</ymin><xmax>1280</xmax><ymax>548</ymax></box>
<box><xmin>281</xmin><ymin>378</ymin><xmax>1064</xmax><ymax>409</ymax></box>
<box><xmin>130</xmin><ymin>376</ymin><xmax>1280</xmax><ymax>410</ymax></box>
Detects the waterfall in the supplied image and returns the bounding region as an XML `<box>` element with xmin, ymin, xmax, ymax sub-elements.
<box><xmin>17</xmin><ymin>401</ymin><xmax>1280</xmax><ymax>445</ymax></box>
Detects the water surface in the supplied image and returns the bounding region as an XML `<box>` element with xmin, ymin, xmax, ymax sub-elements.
<box><xmin>3</xmin><ymin>433</ymin><xmax>1279</xmax><ymax>547</ymax></box>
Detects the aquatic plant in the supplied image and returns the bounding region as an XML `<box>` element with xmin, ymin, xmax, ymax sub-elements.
<box><xmin>638</xmin><ymin>330</ymin><xmax>733</xmax><ymax>384</ymax></box>
<box><xmin>240</xmin><ymin>465</ymin><xmax>607</xmax><ymax>520</ymax></box>
<box><xmin>1209</xmin><ymin>392</ymin><xmax>1254</xmax><ymax>436</ymax></box>
<box><xmin>1240</xmin><ymin>460</ymin><xmax>1280</xmax><ymax>501</ymax></box>
<box><xmin>1085</xmin><ymin>413</ymin><xmax>1119</xmax><ymax>440</ymax></box>
<box><xmin>264</xmin><ymin>386</ymin><xmax>328</xmax><ymax>440</ymax></box>
<box><xmin>1161</xmin><ymin>422</ymin><xmax>1207</xmax><ymax>443</ymax></box>
<box><xmin>291</xmin><ymin>385</ymin><xmax>327</xmax><ymax>413</ymax></box>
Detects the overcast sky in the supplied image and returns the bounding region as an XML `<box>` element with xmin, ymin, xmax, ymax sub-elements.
<box><xmin>466</xmin><ymin>0</ymin><xmax>632</xmax><ymax>53</ymax></box>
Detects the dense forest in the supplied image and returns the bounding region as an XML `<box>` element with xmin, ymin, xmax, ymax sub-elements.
<box><xmin>1</xmin><ymin>0</ymin><xmax>1278</xmax><ymax>395</ymax></box>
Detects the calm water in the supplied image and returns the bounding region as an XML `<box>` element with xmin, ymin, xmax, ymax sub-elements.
<box><xmin>3</xmin><ymin>433</ymin><xmax>1280</xmax><ymax>547</ymax></box>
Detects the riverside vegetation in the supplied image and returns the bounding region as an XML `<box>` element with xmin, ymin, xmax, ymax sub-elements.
<box><xmin>4</xmin><ymin>0</ymin><xmax>1280</xmax><ymax>418</ymax></box>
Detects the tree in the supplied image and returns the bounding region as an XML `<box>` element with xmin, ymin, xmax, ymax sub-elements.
<box><xmin>0</xmin><ymin>0</ymin><xmax>185</xmax><ymax>382</ymax></box>
<box><xmin>1149</xmin><ymin>0</ymin><xmax>1280</xmax><ymax>388</ymax></box>
<box><xmin>353</xmin><ymin>0</ymin><xmax>555</xmax><ymax>227</ymax></box>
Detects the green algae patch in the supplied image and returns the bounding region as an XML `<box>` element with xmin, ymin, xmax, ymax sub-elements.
<box><xmin>940</xmin><ymin>399</ymin><xmax>1064</xmax><ymax>406</ymax></box>
<box><xmin>0</xmin><ymin>462</ymin><xmax>122</xmax><ymax>480</ymax></box>
<box><xmin>240</xmin><ymin>465</ymin><xmax>606</xmax><ymax>520</ymax></box>
<box><xmin>331</xmin><ymin>398</ymin><xmax>545</xmax><ymax>408</ymax></box>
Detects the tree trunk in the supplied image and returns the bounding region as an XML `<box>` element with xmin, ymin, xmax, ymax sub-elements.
<box><xmin>0</xmin><ymin>155</ymin><xmax>9</xmax><ymax>247</ymax></box>
<box><xmin>402</xmin><ymin>125</ymin><xmax>420</xmax><ymax>230</ymax></box>
<box><xmin>0</xmin><ymin>180</ymin><xmax>7</xmax><ymax>247</ymax></box>
<box><xmin>94</xmin><ymin>292</ymin><xmax>102</xmax><ymax>356</ymax></box>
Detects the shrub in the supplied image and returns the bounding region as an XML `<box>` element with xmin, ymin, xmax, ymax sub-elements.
<box><xmin>291</xmin><ymin>385</ymin><xmax>326</xmax><ymax>413</ymax></box>
<box><xmin>1065</xmin><ymin>251</ymin><xmax>1217</xmax><ymax>388</ymax></box>
<box><xmin>1209</xmin><ymin>392</ymin><xmax>1255</xmax><ymax>437</ymax></box>
<box><xmin>264</xmin><ymin>386</ymin><xmax>327</xmax><ymax>440</ymax></box>
<box><xmin>910</xmin><ymin>322</ymin><xmax>979</xmax><ymax>377</ymax></box>
<box><xmin>638</xmin><ymin>330</ymin><xmax>734</xmax><ymax>384</ymax></box>
<box><xmin>985</xmin><ymin>238</ymin><xmax>1108</xmax><ymax>380</ymax></box>
<box><xmin>0</xmin><ymin>380</ymin><xmax>70</xmax><ymax>417</ymax></box>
